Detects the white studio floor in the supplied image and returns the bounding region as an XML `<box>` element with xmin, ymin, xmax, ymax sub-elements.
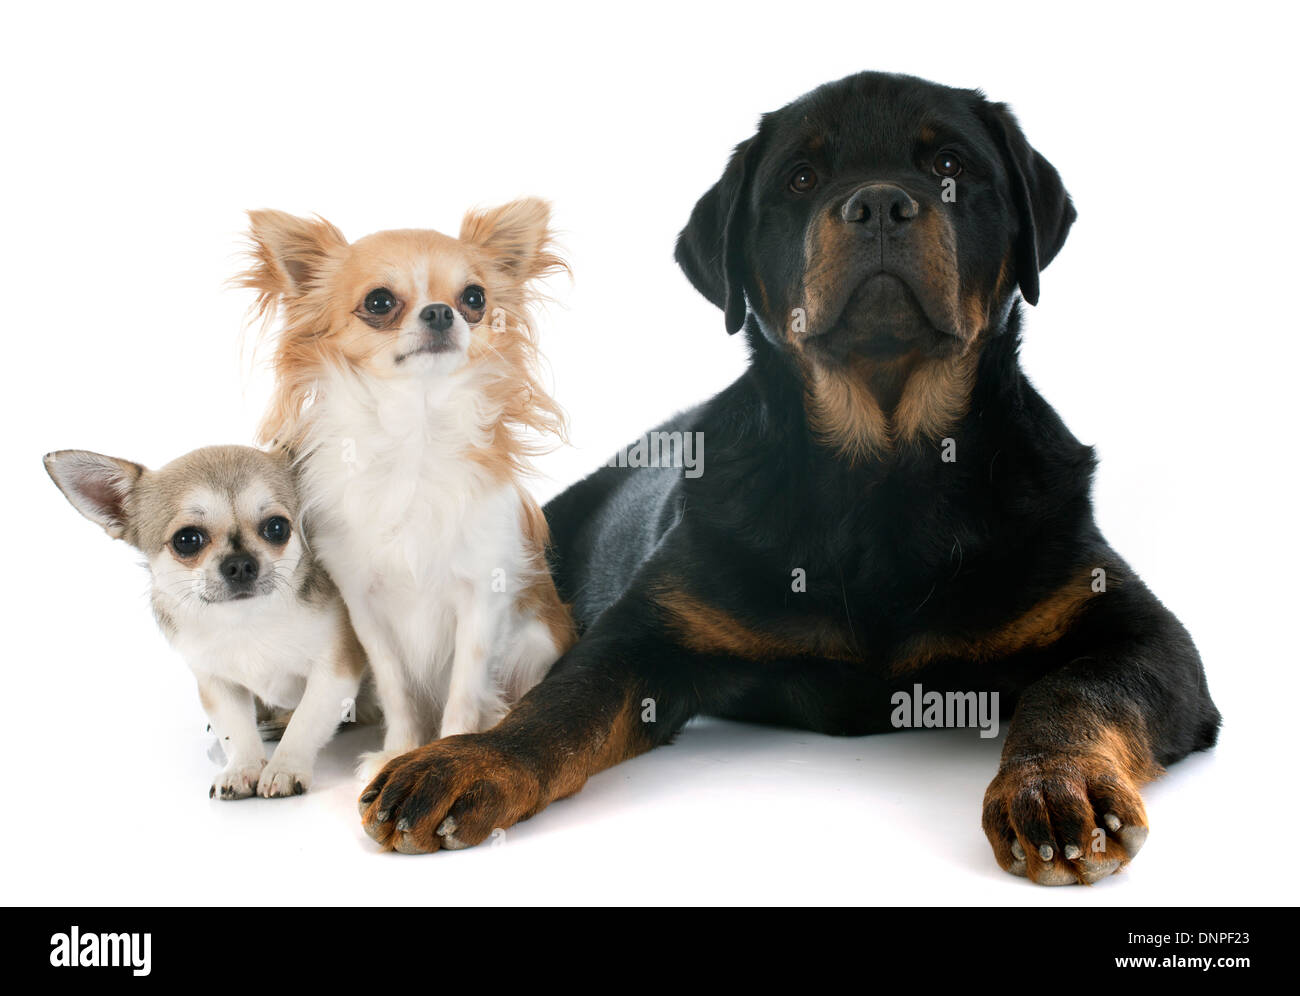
<box><xmin>1</xmin><ymin>670</ymin><xmax>1269</xmax><ymax>906</ymax></box>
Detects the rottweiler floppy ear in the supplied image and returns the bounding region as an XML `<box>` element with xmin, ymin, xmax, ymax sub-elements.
<box><xmin>980</xmin><ymin>102</ymin><xmax>1076</xmax><ymax>307</ymax></box>
<box><xmin>675</xmin><ymin>137</ymin><xmax>757</xmax><ymax>334</ymax></box>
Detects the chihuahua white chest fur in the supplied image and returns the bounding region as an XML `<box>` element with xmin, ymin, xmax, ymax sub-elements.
<box><xmin>168</xmin><ymin>594</ymin><xmax>339</xmax><ymax>709</ymax></box>
<box><xmin>301</xmin><ymin>368</ymin><xmax>560</xmax><ymax>772</ymax></box>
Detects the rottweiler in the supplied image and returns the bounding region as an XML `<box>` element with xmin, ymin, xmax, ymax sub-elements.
<box><xmin>358</xmin><ymin>71</ymin><xmax>1221</xmax><ymax>885</ymax></box>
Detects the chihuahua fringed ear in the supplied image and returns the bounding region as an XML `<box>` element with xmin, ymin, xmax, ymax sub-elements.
<box><xmin>43</xmin><ymin>450</ymin><xmax>145</xmax><ymax>541</ymax></box>
<box><xmin>460</xmin><ymin>198</ymin><xmax>567</xmax><ymax>282</ymax></box>
<box><xmin>239</xmin><ymin>210</ymin><xmax>348</xmax><ymax>314</ymax></box>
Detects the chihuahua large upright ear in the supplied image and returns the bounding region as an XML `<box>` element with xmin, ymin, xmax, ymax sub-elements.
<box><xmin>979</xmin><ymin>102</ymin><xmax>1076</xmax><ymax>307</ymax></box>
<box><xmin>460</xmin><ymin>198</ymin><xmax>566</xmax><ymax>283</ymax></box>
<box><xmin>240</xmin><ymin>210</ymin><xmax>348</xmax><ymax>311</ymax></box>
<box><xmin>675</xmin><ymin>137</ymin><xmax>757</xmax><ymax>335</ymax></box>
<box><xmin>44</xmin><ymin>450</ymin><xmax>146</xmax><ymax>541</ymax></box>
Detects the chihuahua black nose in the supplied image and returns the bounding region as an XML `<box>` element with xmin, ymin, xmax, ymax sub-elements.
<box><xmin>841</xmin><ymin>183</ymin><xmax>919</xmax><ymax>227</ymax></box>
<box><xmin>419</xmin><ymin>303</ymin><xmax>456</xmax><ymax>333</ymax></box>
<box><xmin>220</xmin><ymin>553</ymin><xmax>259</xmax><ymax>586</ymax></box>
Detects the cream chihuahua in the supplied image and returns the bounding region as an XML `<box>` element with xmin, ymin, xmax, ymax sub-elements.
<box><xmin>44</xmin><ymin>445</ymin><xmax>367</xmax><ymax>798</ymax></box>
<box><xmin>241</xmin><ymin>200</ymin><xmax>575</xmax><ymax>781</ymax></box>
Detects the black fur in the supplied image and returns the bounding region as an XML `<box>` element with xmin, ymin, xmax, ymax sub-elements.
<box><xmin>544</xmin><ymin>304</ymin><xmax>1218</xmax><ymax>752</ymax></box>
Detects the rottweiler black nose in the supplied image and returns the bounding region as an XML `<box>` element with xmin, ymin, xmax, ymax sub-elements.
<box><xmin>221</xmin><ymin>553</ymin><xmax>259</xmax><ymax>585</ymax></box>
<box><xmin>841</xmin><ymin>183</ymin><xmax>919</xmax><ymax>227</ymax></box>
<box><xmin>419</xmin><ymin>303</ymin><xmax>456</xmax><ymax>333</ymax></box>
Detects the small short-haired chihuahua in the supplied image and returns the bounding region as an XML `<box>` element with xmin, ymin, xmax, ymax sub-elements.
<box><xmin>44</xmin><ymin>445</ymin><xmax>367</xmax><ymax>799</ymax></box>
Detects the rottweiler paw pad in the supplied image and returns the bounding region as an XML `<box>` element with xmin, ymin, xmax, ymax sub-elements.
<box><xmin>436</xmin><ymin>816</ymin><xmax>470</xmax><ymax>850</ymax></box>
<box><xmin>983</xmin><ymin>753</ymin><xmax>1150</xmax><ymax>886</ymax></box>
<box><xmin>357</xmin><ymin>735</ymin><xmax>540</xmax><ymax>854</ymax></box>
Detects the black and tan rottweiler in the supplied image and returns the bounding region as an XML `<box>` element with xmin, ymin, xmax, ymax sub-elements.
<box><xmin>358</xmin><ymin>71</ymin><xmax>1220</xmax><ymax>885</ymax></box>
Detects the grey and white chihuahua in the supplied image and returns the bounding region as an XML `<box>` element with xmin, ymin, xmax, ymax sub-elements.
<box><xmin>44</xmin><ymin>445</ymin><xmax>369</xmax><ymax>799</ymax></box>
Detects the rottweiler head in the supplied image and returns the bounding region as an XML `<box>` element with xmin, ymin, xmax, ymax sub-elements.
<box><xmin>676</xmin><ymin>72</ymin><xmax>1075</xmax><ymax>457</ymax></box>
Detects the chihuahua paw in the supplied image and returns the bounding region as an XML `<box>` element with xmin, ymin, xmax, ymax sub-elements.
<box><xmin>210</xmin><ymin>758</ymin><xmax>266</xmax><ymax>800</ymax></box>
<box><xmin>258</xmin><ymin>760</ymin><xmax>311</xmax><ymax>798</ymax></box>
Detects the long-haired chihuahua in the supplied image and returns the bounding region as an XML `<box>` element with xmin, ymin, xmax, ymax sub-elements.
<box><xmin>241</xmin><ymin>199</ymin><xmax>575</xmax><ymax>779</ymax></box>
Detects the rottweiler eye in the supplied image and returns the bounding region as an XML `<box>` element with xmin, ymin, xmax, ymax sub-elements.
<box><xmin>260</xmin><ymin>515</ymin><xmax>291</xmax><ymax>545</ymax></box>
<box><xmin>461</xmin><ymin>285</ymin><xmax>486</xmax><ymax>312</ymax></box>
<box><xmin>933</xmin><ymin>152</ymin><xmax>963</xmax><ymax>178</ymax></box>
<box><xmin>171</xmin><ymin>526</ymin><xmax>207</xmax><ymax>558</ymax></box>
<box><xmin>364</xmin><ymin>288</ymin><xmax>396</xmax><ymax>315</ymax></box>
<box><xmin>789</xmin><ymin>166</ymin><xmax>819</xmax><ymax>193</ymax></box>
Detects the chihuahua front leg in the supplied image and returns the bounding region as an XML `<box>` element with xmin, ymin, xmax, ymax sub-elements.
<box><xmin>196</xmin><ymin>673</ymin><xmax>265</xmax><ymax>800</ymax></box>
<box><xmin>440</xmin><ymin>590</ymin><xmax>500</xmax><ymax>739</ymax></box>
<box><xmin>349</xmin><ymin>602</ymin><xmax>422</xmax><ymax>781</ymax></box>
<box><xmin>260</xmin><ymin>621</ymin><xmax>365</xmax><ymax>797</ymax></box>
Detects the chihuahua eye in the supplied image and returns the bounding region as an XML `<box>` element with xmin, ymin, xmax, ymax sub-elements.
<box><xmin>933</xmin><ymin>151</ymin><xmax>963</xmax><ymax>178</ymax></box>
<box><xmin>260</xmin><ymin>515</ymin><xmax>291</xmax><ymax>545</ymax></box>
<box><xmin>364</xmin><ymin>288</ymin><xmax>396</xmax><ymax>315</ymax></box>
<box><xmin>171</xmin><ymin>526</ymin><xmax>207</xmax><ymax>558</ymax></box>
<box><xmin>461</xmin><ymin>285</ymin><xmax>486</xmax><ymax>313</ymax></box>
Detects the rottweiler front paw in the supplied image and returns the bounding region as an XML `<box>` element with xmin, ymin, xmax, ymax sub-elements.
<box><xmin>982</xmin><ymin>749</ymin><xmax>1151</xmax><ymax>885</ymax></box>
<box><xmin>358</xmin><ymin>734</ymin><xmax>541</xmax><ymax>854</ymax></box>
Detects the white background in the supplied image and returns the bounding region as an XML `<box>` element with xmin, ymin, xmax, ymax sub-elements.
<box><xmin>2</xmin><ymin>0</ymin><xmax>1296</xmax><ymax>905</ymax></box>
